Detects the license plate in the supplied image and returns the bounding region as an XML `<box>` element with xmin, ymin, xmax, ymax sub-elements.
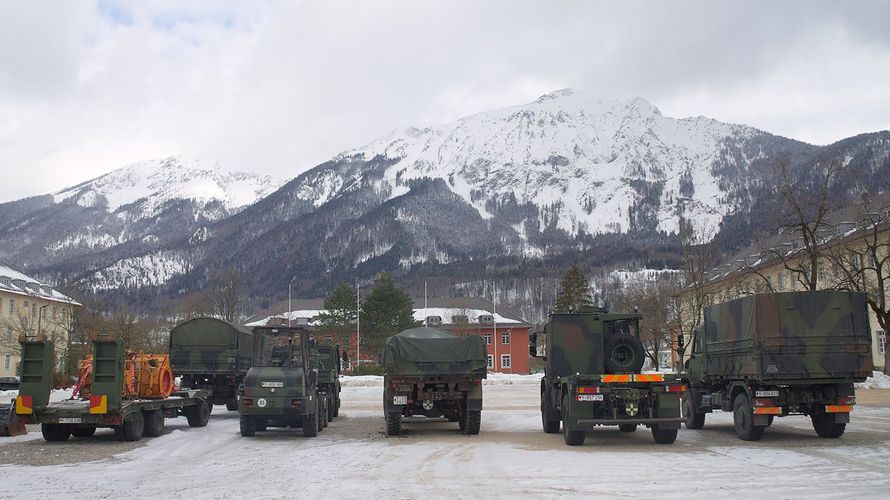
<box><xmin>393</xmin><ymin>396</ymin><xmax>408</xmax><ymax>405</ymax></box>
<box><xmin>577</xmin><ymin>394</ymin><xmax>604</xmax><ymax>402</ymax></box>
<box><xmin>261</xmin><ymin>381</ymin><xmax>284</xmax><ymax>388</ymax></box>
<box><xmin>59</xmin><ymin>418</ymin><xmax>82</xmax><ymax>424</ymax></box>
<box><xmin>755</xmin><ymin>390</ymin><xmax>779</xmax><ymax>397</ymax></box>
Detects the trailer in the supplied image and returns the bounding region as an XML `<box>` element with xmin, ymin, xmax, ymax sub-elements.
<box><xmin>16</xmin><ymin>335</ymin><xmax>212</xmax><ymax>442</ymax></box>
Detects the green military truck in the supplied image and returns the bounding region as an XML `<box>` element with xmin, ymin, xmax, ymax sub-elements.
<box><xmin>15</xmin><ymin>336</ymin><xmax>211</xmax><ymax>442</ymax></box>
<box><xmin>170</xmin><ymin>317</ymin><xmax>254</xmax><ymax>411</ymax></box>
<box><xmin>530</xmin><ymin>307</ymin><xmax>686</xmax><ymax>446</ymax></box>
<box><xmin>680</xmin><ymin>291</ymin><xmax>873</xmax><ymax>441</ymax></box>
<box><xmin>238</xmin><ymin>326</ymin><xmax>325</xmax><ymax>437</ymax></box>
<box><xmin>312</xmin><ymin>342</ymin><xmax>341</xmax><ymax>422</ymax></box>
<box><xmin>382</xmin><ymin>327</ymin><xmax>487</xmax><ymax>436</ymax></box>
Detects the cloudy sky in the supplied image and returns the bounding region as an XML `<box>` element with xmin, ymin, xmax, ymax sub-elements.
<box><xmin>1</xmin><ymin>0</ymin><xmax>888</xmax><ymax>202</ymax></box>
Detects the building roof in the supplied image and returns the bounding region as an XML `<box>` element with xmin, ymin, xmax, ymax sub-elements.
<box><xmin>0</xmin><ymin>262</ymin><xmax>81</xmax><ymax>306</ymax></box>
<box><xmin>245</xmin><ymin>296</ymin><xmax>531</xmax><ymax>328</ymax></box>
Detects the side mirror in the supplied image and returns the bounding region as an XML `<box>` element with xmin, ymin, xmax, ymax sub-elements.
<box><xmin>677</xmin><ymin>333</ymin><xmax>686</xmax><ymax>357</ymax></box>
<box><xmin>529</xmin><ymin>332</ymin><xmax>538</xmax><ymax>358</ymax></box>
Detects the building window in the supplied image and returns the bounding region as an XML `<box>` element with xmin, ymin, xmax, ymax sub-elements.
<box><xmin>483</xmin><ymin>333</ymin><xmax>492</xmax><ymax>345</ymax></box>
<box><xmin>778</xmin><ymin>273</ymin><xmax>785</xmax><ymax>290</ymax></box>
<box><xmin>501</xmin><ymin>331</ymin><xmax>510</xmax><ymax>344</ymax></box>
<box><xmin>487</xmin><ymin>354</ymin><xmax>494</xmax><ymax>369</ymax></box>
<box><xmin>31</xmin><ymin>303</ymin><xmax>36</xmax><ymax>317</ymax></box>
<box><xmin>878</xmin><ymin>331</ymin><xmax>886</xmax><ymax>354</ymax></box>
<box><xmin>3</xmin><ymin>354</ymin><xmax>9</xmax><ymax>371</ymax></box>
<box><xmin>8</xmin><ymin>299</ymin><xmax>13</xmax><ymax>315</ymax></box>
<box><xmin>500</xmin><ymin>354</ymin><xmax>511</xmax><ymax>369</ymax></box>
<box><xmin>4</xmin><ymin>328</ymin><xmax>10</xmax><ymax>342</ymax></box>
<box><xmin>52</xmin><ymin>307</ymin><xmax>58</xmax><ymax>321</ymax></box>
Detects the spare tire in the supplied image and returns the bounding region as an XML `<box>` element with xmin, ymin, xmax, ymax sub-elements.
<box><xmin>603</xmin><ymin>334</ymin><xmax>645</xmax><ymax>374</ymax></box>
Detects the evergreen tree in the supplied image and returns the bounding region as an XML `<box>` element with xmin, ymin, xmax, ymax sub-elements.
<box><xmin>553</xmin><ymin>265</ymin><xmax>593</xmax><ymax>313</ymax></box>
<box><xmin>361</xmin><ymin>272</ymin><xmax>421</xmax><ymax>354</ymax></box>
<box><xmin>314</xmin><ymin>282</ymin><xmax>357</xmax><ymax>343</ymax></box>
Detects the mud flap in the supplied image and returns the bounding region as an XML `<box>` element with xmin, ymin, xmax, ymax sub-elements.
<box><xmin>655</xmin><ymin>393</ymin><xmax>682</xmax><ymax>430</ymax></box>
<box><xmin>0</xmin><ymin>402</ymin><xmax>27</xmax><ymax>437</ymax></box>
<box><xmin>834</xmin><ymin>412</ymin><xmax>850</xmax><ymax>424</ymax></box>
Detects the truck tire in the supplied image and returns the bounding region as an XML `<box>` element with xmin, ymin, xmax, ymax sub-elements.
<box><xmin>71</xmin><ymin>426</ymin><xmax>97</xmax><ymax>438</ymax></box>
<box><xmin>42</xmin><ymin>423</ymin><xmax>71</xmax><ymax>442</ymax></box>
<box><xmin>541</xmin><ymin>390</ymin><xmax>561</xmax><ymax>434</ymax></box>
<box><xmin>240</xmin><ymin>416</ymin><xmax>256</xmax><ymax>437</ymax></box>
<box><xmin>303</xmin><ymin>410</ymin><xmax>319</xmax><ymax>437</ymax></box>
<box><xmin>651</xmin><ymin>425</ymin><xmax>678</xmax><ymax>444</ymax></box>
<box><xmin>120</xmin><ymin>411</ymin><xmax>145</xmax><ymax>442</ymax></box>
<box><xmin>385</xmin><ymin>412</ymin><xmax>401</xmax><ymax>436</ymax></box>
<box><xmin>226</xmin><ymin>400</ymin><xmax>238</xmax><ymax>412</ymax></box>
<box><xmin>318</xmin><ymin>400</ymin><xmax>326</xmax><ymax>431</ymax></box>
<box><xmin>185</xmin><ymin>399</ymin><xmax>211</xmax><ymax>427</ymax></box>
<box><xmin>811</xmin><ymin>413</ymin><xmax>846</xmax><ymax>438</ymax></box>
<box><xmin>732</xmin><ymin>393</ymin><xmax>764</xmax><ymax>441</ymax></box>
<box><xmin>333</xmin><ymin>395</ymin><xmax>340</xmax><ymax>417</ymax></box>
<box><xmin>562</xmin><ymin>395</ymin><xmax>585</xmax><ymax>446</ymax></box>
<box><xmin>327</xmin><ymin>395</ymin><xmax>334</xmax><ymax>423</ymax></box>
<box><xmin>619</xmin><ymin>424</ymin><xmax>637</xmax><ymax>433</ymax></box>
<box><xmin>683</xmin><ymin>392</ymin><xmax>705</xmax><ymax>430</ymax></box>
<box><xmin>142</xmin><ymin>409</ymin><xmax>165</xmax><ymax>437</ymax></box>
<box><xmin>462</xmin><ymin>410</ymin><xmax>481</xmax><ymax>435</ymax></box>
<box><xmin>603</xmin><ymin>334</ymin><xmax>645</xmax><ymax>374</ymax></box>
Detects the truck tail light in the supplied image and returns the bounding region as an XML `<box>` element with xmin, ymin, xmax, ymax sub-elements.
<box><xmin>754</xmin><ymin>398</ymin><xmax>775</xmax><ymax>407</ymax></box>
<box><xmin>577</xmin><ymin>386</ymin><xmax>600</xmax><ymax>394</ymax></box>
<box><xmin>665</xmin><ymin>384</ymin><xmax>687</xmax><ymax>393</ymax></box>
<box><xmin>242</xmin><ymin>398</ymin><xmax>253</xmax><ymax>407</ymax></box>
<box><xmin>837</xmin><ymin>395</ymin><xmax>855</xmax><ymax>406</ymax></box>
<box><xmin>291</xmin><ymin>399</ymin><xmax>302</xmax><ymax>407</ymax></box>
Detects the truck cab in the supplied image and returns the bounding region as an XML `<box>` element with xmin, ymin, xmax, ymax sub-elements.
<box><xmin>238</xmin><ymin>326</ymin><xmax>322</xmax><ymax>437</ymax></box>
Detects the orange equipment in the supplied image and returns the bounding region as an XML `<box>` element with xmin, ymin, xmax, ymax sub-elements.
<box><xmin>72</xmin><ymin>354</ymin><xmax>94</xmax><ymax>398</ymax></box>
<box><xmin>73</xmin><ymin>352</ymin><xmax>175</xmax><ymax>400</ymax></box>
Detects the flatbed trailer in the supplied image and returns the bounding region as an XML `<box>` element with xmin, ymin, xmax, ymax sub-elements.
<box><xmin>16</xmin><ymin>336</ymin><xmax>212</xmax><ymax>442</ymax></box>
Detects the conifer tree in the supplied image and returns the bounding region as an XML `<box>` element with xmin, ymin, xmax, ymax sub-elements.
<box><xmin>553</xmin><ymin>265</ymin><xmax>593</xmax><ymax>313</ymax></box>
<box><xmin>314</xmin><ymin>282</ymin><xmax>357</xmax><ymax>342</ymax></box>
<box><xmin>361</xmin><ymin>272</ymin><xmax>421</xmax><ymax>353</ymax></box>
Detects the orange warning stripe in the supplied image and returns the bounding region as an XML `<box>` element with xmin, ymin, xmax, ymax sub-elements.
<box><xmin>15</xmin><ymin>395</ymin><xmax>32</xmax><ymax>415</ymax></box>
<box><xmin>753</xmin><ymin>407</ymin><xmax>781</xmax><ymax>415</ymax></box>
<box><xmin>825</xmin><ymin>405</ymin><xmax>852</xmax><ymax>413</ymax></box>
<box><xmin>633</xmin><ymin>374</ymin><xmax>664</xmax><ymax>382</ymax></box>
<box><xmin>89</xmin><ymin>395</ymin><xmax>108</xmax><ymax>414</ymax></box>
<box><xmin>601</xmin><ymin>374</ymin><xmax>632</xmax><ymax>383</ymax></box>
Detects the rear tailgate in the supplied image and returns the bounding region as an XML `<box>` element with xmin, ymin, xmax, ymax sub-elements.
<box><xmin>568</xmin><ymin>374</ymin><xmax>686</xmax><ymax>425</ymax></box>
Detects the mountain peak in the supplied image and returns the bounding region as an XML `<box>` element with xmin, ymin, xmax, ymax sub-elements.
<box><xmin>535</xmin><ymin>88</ymin><xmax>575</xmax><ymax>102</ymax></box>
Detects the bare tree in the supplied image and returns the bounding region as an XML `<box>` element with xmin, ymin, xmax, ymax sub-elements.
<box><xmin>206</xmin><ymin>267</ymin><xmax>242</xmax><ymax>323</ymax></box>
<box><xmin>828</xmin><ymin>191</ymin><xmax>890</xmax><ymax>373</ymax></box>
<box><xmin>678</xmin><ymin>216</ymin><xmax>718</xmax><ymax>328</ymax></box>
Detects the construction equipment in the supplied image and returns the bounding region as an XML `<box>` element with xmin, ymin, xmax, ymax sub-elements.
<box><xmin>0</xmin><ymin>401</ymin><xmax>27</xmax><ymax>436</ymax></box>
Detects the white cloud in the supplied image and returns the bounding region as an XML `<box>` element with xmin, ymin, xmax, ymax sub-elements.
<box><xmin>0</xmin><ymin>0</ymin><xmax>888</xmax><ymax>202</ymax></box>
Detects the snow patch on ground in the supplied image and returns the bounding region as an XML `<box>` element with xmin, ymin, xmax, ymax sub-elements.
<box><xmin>856</xmin><ymin>371</ymin><xmax>890</xmax><ymax>390</ymax></box>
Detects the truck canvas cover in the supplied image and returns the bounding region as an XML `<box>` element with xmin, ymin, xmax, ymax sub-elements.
<box><xmin>170</xmin><ymin>317</ymin><xmax>254</xmax><ymax>374</ymax></box>
<box><xmin>703</xmin><ymin>291</ymin><xmax>873</xmax><ymax>380</ymax></box>
<box><xmin>382</xmin><ymin>328</ymin><xmax>487</xmax><ymax>376</ymax></box>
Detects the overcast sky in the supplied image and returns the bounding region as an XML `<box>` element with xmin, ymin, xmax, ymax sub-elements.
<box><xmin>1</xmin><ymin>0</ymin><xmax>889</xmax><ymax>202</ymax></box>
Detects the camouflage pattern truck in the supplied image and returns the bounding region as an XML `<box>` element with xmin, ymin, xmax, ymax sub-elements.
<box><xmin>170</xmin><ymin>317</ymin><xmax>254</xmax><ymax>411</ymax></box>
<box><xmin>238</xmin><ymin>326</ymin><xmax>325</xmax><ymax>437</ymax></box>
<box><xmin>530</xmin><ymin>307</ymin><xmax>686</xmax><ymax>446</ymax></box>
<box><xmin>312</xmin><ymin>342</ymin><xmax>341</xmax><ymax>422</ymax></box>
<box><xmin>382</xmin><ymin>327</ymin><xmax>487</xmax><ymax>436</ymax></box>
<box><xmin>680</xmin><ymin>291</ymin><xmax>873</xmax><ymax>441</ymax></box>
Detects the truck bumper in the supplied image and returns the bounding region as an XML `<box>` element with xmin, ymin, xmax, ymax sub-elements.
<box><xmin>576</xmin><ymin>416</ymin><xmax>686</xmax><ymax>429</ymax></box>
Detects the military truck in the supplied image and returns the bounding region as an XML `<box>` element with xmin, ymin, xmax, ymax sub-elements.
<box><xmin>170</xmin><ymin>317</ymin><xmax>254</xmax><ymax>411</ymax></box>
<box><xmin>238</xmin><ymin>326</ymin><xmax>324</xmax><ymax>437</ymax></box>
<box><xmin>312</xmin><ymin>342</ymin><xmax>341</xmax><ymax>422</ymax></box>
<box><xmin>16</xmin><ymin>335</ymin><xmax>211</xmax><ymax>442</ymax></box>
<box><xmin>530</xmin><ymin>307</ymin><xmax>686</xmax><ymax>446</ymax></box>
<box><xmin>679</xmin><ymin>291</ymin><xmax>873</xmax><ymax>441</ymax></box>
<box><xmin>382</xmin><ymin>327</ymin><xmax>487</xmax><ymax>436</ymax></box>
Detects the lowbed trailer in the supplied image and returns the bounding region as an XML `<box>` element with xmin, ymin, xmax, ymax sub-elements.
<box><xmin>16</xmin><ymin>336</ymin><xmax>212</xmax><ymax>442</ymax></box>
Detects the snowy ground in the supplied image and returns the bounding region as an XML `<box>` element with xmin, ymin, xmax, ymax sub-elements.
<box><xmin>1</xmin><ymin>380</ymin><xmax>890</xmax><ymax>499</ymax></box>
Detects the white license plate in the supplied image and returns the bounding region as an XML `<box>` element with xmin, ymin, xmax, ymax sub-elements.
<box><xmin>393</xmin><ymin>396</ymin><xmax>408</xmax><ymax>405</ymax></box>
<box><xmin>261</xmin><ymin>381</ymin><xmax>284</xmax><ymax>388</ymax></box>
<box><xmin>755</xmin><ymin>390</ymin><xmax>779</xmax><ymax>397</ymax></box>
<box><xmin>577</xmin><ymin>394</ymin><xmax>604</xmax><ymax>402</ymax></box>
<box><xmin>59</xmin><ymin>418</ymin><xmax>82</xmax><ymax>424</ymax></box>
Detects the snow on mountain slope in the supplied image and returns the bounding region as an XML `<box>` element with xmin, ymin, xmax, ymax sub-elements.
<box><xmin>334</xmin><ymin>89</ymin><xmax>760</xmax><ymax>235</ymax></box>
<box><xmin>53</xmin><ymin>155</ymin><xmax>280</xmax><ymax>220</ymax></box>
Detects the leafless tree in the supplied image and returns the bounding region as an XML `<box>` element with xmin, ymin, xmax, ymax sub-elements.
<box><xmin>206</xmin><ymin>267</ymin><xmax>242</xmax><ymax>323</ymax></box>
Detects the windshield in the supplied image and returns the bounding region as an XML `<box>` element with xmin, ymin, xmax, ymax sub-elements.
<box><xmin>259</xmin><ymin>331</ymin><xmax>304</xmax><ymax>367</ymax></box>
<box><xmin>604</xmin><ymin>319</ymin><xmax>639</xmax><ymax>338</ymax></box>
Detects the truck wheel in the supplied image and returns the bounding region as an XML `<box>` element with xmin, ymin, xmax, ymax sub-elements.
<box><xmin>462</xmin><ymin>410</ymin><xmax>481</xmax><ymax>435</ymax></box>
<box><xmin>541</xmin><ymin>391</ymin><xmax>561</xmax><ymax>434</ymax></box>
<box><xmin>41</xmin><ymin>423</ymin><xmax>71</xmax><ymax>442</ymax></box>
<box><xmin>811</xmin><ymin>413</ymin><xmax>846</xmax><ymax>438</ymax></box>
<box><xmin>619</xmin><ymin>424</ymin><xmax>637</xmax><ymax>433</ymax></box>
<box><xmin>732</xmin><ymin>393</ymin><xmax>764</xmax><ymax>441</ymax></box>
<box><xmin>240</xmin><ymin>416</ymin><xmax>256</xmax><ymax>437</ymax></box>
<box><xmin>327</xmin><ymin>396</ymin><xmax>334</xmax><ymax>423</ymax></box>
<box><xmin>71</xmin><ymin>426</ymin><xmax>97</xmax><ymax>438</ymax></box>
<box><xmin>651</xmin><ymin>425</ymin><xmax>678</xmax><ymax>444</ymax></box>
<box><xmin>185</xmin><ymin>399</ymin><xmax>211</xmax><ymax>428</ymax></box>
<box><xmin>603</xmin><ymin>334</ymin><xmax>645</xmax><ymax>374</ymax></box>
<box><xmin>562</xmin><ymin>395</ymin><xmax>585</xmax><ymax>446</ymax></box>
<box><xmin>303</xmin><ymin>410</ymin><xmax>319</xmax><ymax>437</ymax></box>
<box><xmin>120</xmin><ymin>411</ymin><xmax>145</xmax><ymax>442</ymax></box>
<box><xmin>226</xmin><ymin>400</ymin><xmax>238</xmax><ymax>412</ymax></box>
<box><xmin>385</xmin><ymin>412</ymin><xmax>401</xmax><ymax>436</ymax></box>
<box><xmin>333</xmin><ymin>395</ymin><xmax>340</xmax><ymax>417</ymax></box>
<box><xmin>142</xmin><ymin>409</ymin><xmax>165</xmax><ymax>437</ymax></box>
<box><xmin>318</xmin><ymin>401</ymin><xmax>326</xmax><ymax>431</ymax></box>
<box><xmin>683</xmin><ymin>392</ymin><xmax>705</xmax><ymax>430</ymax></box>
